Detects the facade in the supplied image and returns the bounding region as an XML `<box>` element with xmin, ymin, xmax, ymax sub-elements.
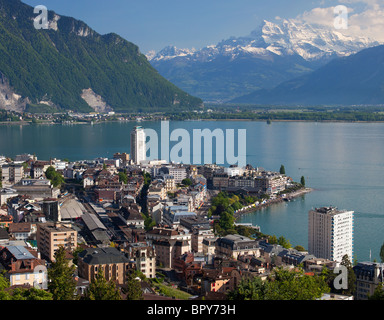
<box><xmin>201</xmin><ymin>267</ymin><xmax>241</xmax><ymax>294</ymax></box>
<box><xmin>191</xmin><ymin>228</ymin><xmax>215</xmax><ymax>253</ymax></box>
<box><xmin>36</xmin><ymin>222</ymin><xmax>77</xmax><ymax>262</ymax></box>
<box><xmin>308</xmin><ymin>206</ymin><xmax>354</xmax><ymax>262</ymax></box>
<box><xmin>353</xmin><ymin>262</ymin><xmax>384</xmax><ymax>300</ymax></box>
<box><xmin>130</xmin><ymin>126</ymin><xmax>146</xmax><ymax>165</ymax></box>
<box><xmin>42</xmin><ymin>199</ymin><xmax>61</xmax><ymax>222</ymax></box>
<box><xmin>1</xmin><ymin>163</ymin><xmax>24</xmax><ymax>184</ymax></box>
<box><xmin>77</xmin><ymin>247</ymin><xmax>131</xmax><ymax>285</ymax></box>
<box><xmin>8</xmin><ymin>222</ymin><xmax>36</xmax><ymax>241</ymax></box>
<box><xmin>152</xmin><ymin>238</ymin><xmax>190</xmax><ymax>268</ymax></box>
<box><xmin>0</xmin><ymin>245</ymin><xmax>47</xmax><ymax>289</ymax></box>
<box><xmin>215</xmin><ymin>234</ymin><xmax>260</xmax><ymax>259</ymax></box>
<box><xmin>126</xmin><ymin>242</ymin><xmax>156</xmax><ymax>279</ymax></box>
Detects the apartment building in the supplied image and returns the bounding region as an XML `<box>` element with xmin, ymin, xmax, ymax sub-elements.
<box><xmin>308</xmin><ymin>206</ymin><xmax>354</xmax><ymax>263</ymax></box>
<box><xmin>36</xmin><ymin>222</ymin><xmax>77</xmax><ymax>262</ymax></box>
<box><xmin>354</xmin><ymin>262</ymin><xmax>384</xmax><ymax>300</ymax></box>
<box><xmin>126</xmin><ymin>242</ymin><xmax>156</xmax><ymax>279</ymax></box>
<box><xmin>77</xmin><ymin>247</ymin><xmax>131</xmax><ymax>285</ymax></box>
<box><xmin>1</xmin><ymin>163</ymin><xmax>24</xmax><ymax>184</ymax></box>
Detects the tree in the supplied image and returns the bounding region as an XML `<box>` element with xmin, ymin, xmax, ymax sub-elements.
<box><xmin>83</xmin><ymin>266</ymin><xmax>121</xmax><ymax>300</ymax></box>
<box><xmin>278</xmin><ymin>236</ymin><xmax>292</xmax><ymax>249</ymax></box>
<box><xmin>380</xmin><ymin>242</ymin><xmax>384</xmax><ymax>263</ymax></box>
<box><xmin>369</xmin><ymin>282</ymin><xmax>384</xmax><ymax>300</ymax></box>
<box><xmin>300</xmin><ymin>176</ymin><xmax>306</xmax><ymax>187</ymax></box>
<box><xmin>122</xmin><ymin>270</ymin><xmax>143</xmax><ymax>300</ymax></box>
<box><xmin>0</xmin><ymin>272</ymin><xmax>11</xmax><ymax>300</ymax></box>
<box><xmin>268</xmin><ymin>235</ymin><xmax>278</xmax><ymax>244</ymax></box>
<box><xmin>48</xmin><ymin>246</ymin><xmax>77</xmax><ymax>300</ymax></box>
<box><xmin>227</xmin><ymin>276</ymin><xmax>266</xmax><ymax>300</ymax></box>
<box><xmin>279</xmin><ymin>165</ymin><xmax>285</xmax><ymax>175</ymax></box>
<box><xmin>118</xmin><ymin>171</ymin><xmax>128</xmax><ymax>184</ymax></box>
<box><xmin>181</xmin><ymin>178</ymin><xmax>192</xmax><ymax>186</ymax></box>
<box><xmin>9</xmin><ymin>287</ymin><xmax>53</xmax><ymax>300</ymax></box>
<box><xmin>264</xmin><ymin>267</ymin><xmax>329</xmax><ymax>300</ymax></box>
<box><xmin>227</xmin><ymin>267</ymin><xmax>330</xmax><ymax>300</ymax></box>
<box><xmin>45</xmin><ymin>166</ymin><xmax>64</xmax><ymax>187</ymax></box>
<box><xmin>294</xmin><ymin>245</ymin><xmax>306</xmax><ymax>252</ymax></box>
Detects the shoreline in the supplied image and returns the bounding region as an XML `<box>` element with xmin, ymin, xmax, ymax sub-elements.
<box><xmin>2</xmin><ymin>119</ymin><xmax>384</xmax><ymax>126</ymax></box>
<box><xmin>234</xmin><ymin>187</ymin><xmax>313</xmax><ymax>220</ymax></box>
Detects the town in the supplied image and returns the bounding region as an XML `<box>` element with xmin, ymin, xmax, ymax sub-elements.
<box><xmin>0</xmin><ymin>127</ymin><xmax>381</xmax><ymax>301</ymax></box>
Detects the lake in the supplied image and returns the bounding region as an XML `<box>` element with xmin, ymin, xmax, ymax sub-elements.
<box><xmin>0</xmin><ymin>120</ymin><xmax>383</xmax><ymax>262</ymax></box>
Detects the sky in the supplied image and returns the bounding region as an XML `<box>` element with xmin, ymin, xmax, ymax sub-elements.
<box><xmin>22</xmin><ymin>0</ymin><xmax>384</xmax><ymax>54</ymax></box>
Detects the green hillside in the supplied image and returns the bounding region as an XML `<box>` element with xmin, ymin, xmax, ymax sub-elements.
<box><xmin>0</xmin><ymin>0</ymin><xmax>203</xmax><ymax>113</ymax></box>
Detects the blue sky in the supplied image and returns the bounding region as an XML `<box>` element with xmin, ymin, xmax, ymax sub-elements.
<box><xmin>22</xmin><ymin>0</ymin><xmax>384</xmax><ymax>54</ymax></box>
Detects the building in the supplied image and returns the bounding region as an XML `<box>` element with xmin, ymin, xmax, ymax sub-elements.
<box><xmin>13</xmin><ymin>179</ymin><xmax>60</xmax><ymax>200</ymax></box>
<box><xmin>0</xmin><ymin>188</ymin><xmax>18</xmax><ymax>205</ymax></box>
<box><xmin>77</xmin><ymin>247</ymin><xmax>131</xmax><ymax>285</ymax></box>
<box><xmin>0</xmin><ymin>215</ymin><xmax>13</xmax><ymax>228</ymax></box>
<box><xmin>1</xmin><ymin>163</ymin><xmax>24</xmax><ymax>184</ymax></box>
<box><xmin>353</xmin><ymin>262</ymin><xmax>384</xmax><ymax>300</ymax></box>
<box><xmin>42</xmin><ymin>199</ymin><xmax>61</xmax><ymax>222</ymax></box>
<box><xmin>118</xmin><ymin>204</ymin><xmax>145</xmax><ymax>229</ymax></box>
<box><xmin>130</xmin><ymin>126</ymin><xmax>146</xmax><ymax>165</ymax></box>
<box><xmin>0</xmin><ymin>245</ymin><xmax>47</xmax><ymax>289</ymax></box>
<box><xmin>201</xmin><ymin>266</ymin><xmax>241</xmax><ymax>295</ymax></box>
<box><xmin>8</xmin><ymin>222</ymin><xmax>36</xmax><ymax>241</ymax></box>
<box><xmin>162</xmin><ymin>205</ymin><xmax>197</xmax><ymax>227</ymax></box>
<box><xmin>215</xmin><ymin>234</ymin><xmax>260</xmax><ymax>259</ymax></box>
<box><xmin>191</xmin><ymin>228</ymin><xmax>215</xmax><ymax>254</ymax></box>
<box><xmin>36</xmin><ymin>222</ymin><xmax>77</xmax><ymax>262</ymax></box>
<box><xmin>308</xmin><ymin>206</ymin><xmax>354</xmax><ymax>263</ymax></box>
<box><xmin>31</xmin><ymin>161</ymin><xmax>51</xmax><ymax>179</ymax></box>
<box><xmin>152</xmin><ymin>238</ymin><xmax>190</xmax><ymax>268</ymax></box>
<box><xmin>126</xmin><ymin>242</ymin><xmax>156</xmax><ymax>279</ymax></box>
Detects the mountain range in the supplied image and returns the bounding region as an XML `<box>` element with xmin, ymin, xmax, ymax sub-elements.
<box><xmin>0</xmin><ymin>0</ymin><xmax>203</xmax><ymax>113</ymax></box>
<box><xmin>149</xmin><ymin>19</ymin><xmax>382</xmax><ymax>103</ymax></box>
<box><xmin>231</xmin><ymin>44</ymin><xmax>384</xmax><ymax>106</ymax></box>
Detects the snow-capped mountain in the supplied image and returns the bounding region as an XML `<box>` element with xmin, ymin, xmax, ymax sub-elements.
<box><xmin>150</xmin><ymin>19</ymin><xmax>380</xmax><ymax>63</ymax></box>
<box><xmin>148</xmin><ymin>19</ymin><xmax>382</xmax><ymax>102</ymax></box>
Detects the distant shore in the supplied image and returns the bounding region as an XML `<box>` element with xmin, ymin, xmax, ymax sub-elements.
<box><xmin>2</xmin><ymin>118</ymin><xmax>384</xmax><ymax>126</ymax></box>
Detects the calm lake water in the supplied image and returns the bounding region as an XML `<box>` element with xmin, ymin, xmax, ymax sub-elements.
<box><xmin>0</xmin><ymin>120</ymin><xmax>383</xmax><ymax>262</ymax></box>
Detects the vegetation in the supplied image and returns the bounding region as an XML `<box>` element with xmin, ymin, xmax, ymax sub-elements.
<box><xmin>0</xmin><ymin>271</ymin><xmax>53</xmax><ymax>300</ymax></box>
<box><xmin>227</xmin><ymin>266</ymin><xmax>330</xmax><ymax>300</ymax></box>
<box><xmin>47</xmin><ymin>246</ymin><xmax>77</xmax><ymax>300</ymax></box>
<box><xmin>152</xmin><ymin>282</ymin><xmax>192</xmax><ymax>300</ymax></box>
<box><xmin>181</xmin><ymin>178</ymin><xmax>192</xmax><ymax>186</ymax></box>
<box><xmin>122</xmin><ymin>270</ymin><xmax>144</xmax><ymax>300</ymax></box>
<box><xmin>0</xmin><ymin>0</ymin><xmax>202</xmax><ymax>113</ymax></box>
<box><xmin>82</xmin><ymin>266</ymin><xmax>121</xmax><ymax>300</ymax></box>
<box><xmin>369</xmin><ymin>282</ymin><xmax>384</xmax><ymax>300</ymax></box>
<box><xmin>45</xmin><ymin>166</ymin><xmax>65</xmax><ymax>187</ymax></box>
<box><xmin>118</xmin><ymin>171</ymin><xmax>128</xmax><ymax>184</ymax></box>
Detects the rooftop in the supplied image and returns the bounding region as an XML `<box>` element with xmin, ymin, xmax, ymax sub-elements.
<box><xmin>6</xmin><ymin>246</ymin><xmax>35</xmax><ymax>260</ymax></box>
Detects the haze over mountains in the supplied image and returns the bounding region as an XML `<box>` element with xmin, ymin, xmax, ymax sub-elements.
<box><xmin>0</xmin><ymin>0</ymin><xmax>202</xmax><ymax>113</ymax></box>
<box><xmin>149</xmin><ymin>19</ymin><xmax>383</xmax><ymax>104</ymax></box>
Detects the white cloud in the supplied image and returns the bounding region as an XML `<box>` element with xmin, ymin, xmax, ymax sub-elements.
<box><xmin>295</xmin><ymin>2</ymin><xmax>384</xmax><ymax>42</ymax></box>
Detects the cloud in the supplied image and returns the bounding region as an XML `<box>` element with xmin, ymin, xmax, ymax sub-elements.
<box><xmin>295</xmin><ymin>2</ymin><xmax>384</xmax><ymax>42</ymax></box>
